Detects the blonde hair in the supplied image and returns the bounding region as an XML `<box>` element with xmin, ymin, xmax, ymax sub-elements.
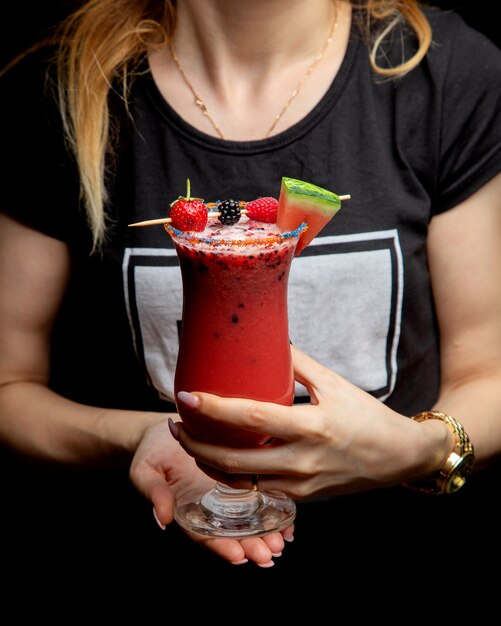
<box><xmin>358</xmin><ymin>1</ymin><xmax>432</xmax><ymax>75</ymax></box>
<box><xmin>26</xmin><ymin>0</ymin><xmax>434</xmax><ymax>249</ymax></box>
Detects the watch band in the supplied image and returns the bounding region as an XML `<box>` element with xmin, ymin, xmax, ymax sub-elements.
<box><xmin>402</xmin><ymin>410</ymin><xmax>475</xmax><ymax>495</ymax></box>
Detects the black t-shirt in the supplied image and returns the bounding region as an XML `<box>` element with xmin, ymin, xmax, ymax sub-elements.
<box><xmin>2</xmin><ymin>8</ymin><xmax>501</xmax><ymax>418</ymax></box>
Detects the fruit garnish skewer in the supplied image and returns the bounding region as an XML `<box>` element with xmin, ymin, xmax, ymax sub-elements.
<box><xmin>128</xmin><ymin>194</ymin><xmax>351</xmax><ymax>228</ymax></box>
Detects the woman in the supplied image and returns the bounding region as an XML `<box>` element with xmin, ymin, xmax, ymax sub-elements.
<box><xmin>1</xmin><ymin>0</ymin><xmax>500</xmax><ymax>596</ymax></box>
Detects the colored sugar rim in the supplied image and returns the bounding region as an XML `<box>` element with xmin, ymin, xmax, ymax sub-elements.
<box><xmin>165</xmin><ymin>220</ymin><xmax>308</xmax><ymax>248</ymax></box>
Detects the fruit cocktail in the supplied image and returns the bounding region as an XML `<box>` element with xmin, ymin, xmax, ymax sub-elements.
<box><xmin>150</xmin><ymin>177</ymin><xmax>347</xmax><ymax>537</ymax></box>
<box><xmin>170</xmin><ymin>215</ymin><xmax>305</xmax><ymax>447</ymax></box>
<box><xmin>166</xmin><ymin>197</ymin><xmax>305</xmax><ymax>537</ymax></box>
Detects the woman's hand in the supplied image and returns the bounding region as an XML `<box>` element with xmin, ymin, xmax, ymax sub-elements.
<box><xmin>129</xmin><ymin>419</ymin><xmax>293</xmax><ymax>567</ymax></box>
<box><xmin>170</xmin><ymin>346</ymin><xmax>453</xmax><ymax>500</ymax></box>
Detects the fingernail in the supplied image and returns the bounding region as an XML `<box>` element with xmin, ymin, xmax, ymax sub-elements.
<box><xmin>153</xmin><ymin>507</ymin><xmax>166</xmax><ymax>531</ymax></box>
<box><xmin>284</xmin><ymin>533</ymin><xmax>295</xmax><ymax>543</ymax></box>
<box><xmin>257</xmin><ymin>561</ymin><xmax>275</xmax><ymax>569</ymax></box>
<box><xmin>231</xmin><ymin>559</ymin><xmax>249</xmax><ymax>566</ymax></box>
<box><xmin>177</xmin><ymin>391</ymin><xmax>200</xmax><ymax>409</ymax></box>
<box><xmin>168</xmin><ymin>417</ymin><xmax>179</xmax><ymax>441</ymax></box>
<box><xmin>271</xmin><ymin>551</ymin><xmax>282</xmax><ymax>557</ymax></box>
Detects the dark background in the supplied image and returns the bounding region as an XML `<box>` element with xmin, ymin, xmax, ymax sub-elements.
<box><xmin>0</xmin><ymin>0</ymin><xmax>499</xmax><ymax>67</ymax></box>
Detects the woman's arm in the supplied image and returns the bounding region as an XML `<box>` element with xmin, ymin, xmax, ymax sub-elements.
<box><xmin>171</xmin><ymin>172</ymin><xmax>501</xmax><ymax>497</ymax></box>
<box><xmin>0</xmin><ymin>213</ymin><xmax>164</xmax><ymax>461</ymax></box>
<box><xmin>428</xmin><ymin>171</ymin><xmax>501</xmax><ymax>467</ymax></box>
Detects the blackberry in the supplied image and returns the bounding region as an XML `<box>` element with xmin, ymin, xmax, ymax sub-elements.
<box><xmin>217</xmin><ymin>199</ymin><xmax>241</xmax><ymax>225</ymax></box>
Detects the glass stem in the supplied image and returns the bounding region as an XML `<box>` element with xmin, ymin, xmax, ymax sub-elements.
<box><xmin>200</xmin><ymin>482</ymin><xmax>261</xmax><ymax>518</ymax></box>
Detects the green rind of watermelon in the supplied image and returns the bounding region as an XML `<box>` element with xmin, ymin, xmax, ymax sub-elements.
<box><xmin>276</xmin><ymin>177</ymin><xmax>342</xmax><ymax>254</ymax></box>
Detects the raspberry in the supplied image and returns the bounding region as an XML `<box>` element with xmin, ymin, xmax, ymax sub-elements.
<box><xmin>245</xmin><ymin>197</ymin><xmax>278</xmax><ymax>223</ymax></box>
<box><xmin>218</xmin><ymin>199</ymin><xmax>241</xmax><ymax>225</ymax></box>
<box><xmin>169</xmin><ymin>198</ymin><xmax>208</xmax><ymax>232</ymax></box>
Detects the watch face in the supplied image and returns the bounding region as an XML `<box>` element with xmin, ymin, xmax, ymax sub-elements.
<box><xmin>446</xmin><ymin>454</ymin><xmax>475</xmax><ymax>493</ymax></box>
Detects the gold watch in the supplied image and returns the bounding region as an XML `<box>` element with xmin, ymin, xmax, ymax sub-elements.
<box><xmin>403</xmin><ymin>410</ymin><xmax>475</xmax><ymax>495</ymax></box>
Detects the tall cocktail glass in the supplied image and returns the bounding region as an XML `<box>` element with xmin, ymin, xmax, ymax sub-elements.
<box><xmin>167</xmin><ymin>216</ymin><xmax>305</xmax><ymax>538</ymax></box>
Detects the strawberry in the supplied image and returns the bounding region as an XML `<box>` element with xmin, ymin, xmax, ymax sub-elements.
<box><xmin>245</xmin><ymin>196</ymin><xmax>278</xmax><ymax>223</ymax></box>
<box><xmin>169</xmin><ymin>199</ymin><xmax>207</xmax><ymax>231</ymax></box>
<box><xmin>169</xmin><ymin>179</ymin><xmax>208</xmax><ymax>232</ymax></box>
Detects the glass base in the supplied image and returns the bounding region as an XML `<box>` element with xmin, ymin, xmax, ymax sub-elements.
<box><xmin>174</xmin><ymin>483</ymin><xmax>296</xmax><ymax>538</ymax></box>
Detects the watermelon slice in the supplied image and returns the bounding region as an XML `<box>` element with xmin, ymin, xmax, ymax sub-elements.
<box><xmin>276</xmin><ymin>177</ymin><xmax>343</xmax><ymax>254</ymax></box>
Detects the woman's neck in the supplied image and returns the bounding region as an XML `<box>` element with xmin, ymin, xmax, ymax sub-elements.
<box><xmin>150</xmin><ymin>0</ymin><xmax>351</xmax><ymax>140</ymax></box>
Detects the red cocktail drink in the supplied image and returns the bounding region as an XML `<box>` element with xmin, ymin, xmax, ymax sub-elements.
<box><xmin>136</xmin><ymin>177</ymin><xmax>344</xmax><ymax>537</ymax></box>
<box><xmin>166</xmin><ymin>213</ymin><xmax>304</xmax><ymax>537</ymax></box>
<box><xmin>170</xmin><ymin>217</ymin><xmax>303</xmax><ymax>447</ymax></box>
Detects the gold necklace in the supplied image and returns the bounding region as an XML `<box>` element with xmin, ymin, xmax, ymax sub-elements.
<box><xmin>168</xmin><ymin>7</ymin><xmax>339</xmax><ymax>140</ymax></box>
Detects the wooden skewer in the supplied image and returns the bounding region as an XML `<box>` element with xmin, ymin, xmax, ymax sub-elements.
<box><xmin>129</xmin><ymin>211</ymin><xmax>240</xmax><ymax>228</ymax></box>
<box><xmin>128</xmin><ymin>194</ymin><xmax>351</xmax><ymax>227</ymax></box>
